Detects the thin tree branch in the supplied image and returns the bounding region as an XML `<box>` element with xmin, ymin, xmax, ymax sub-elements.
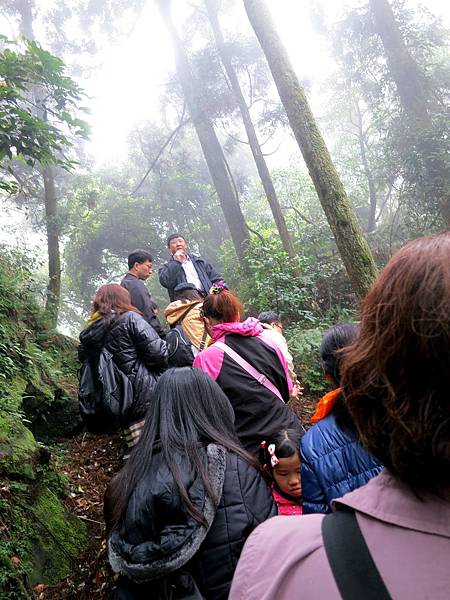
<box><xmin>131</xmin><ymin>115</ymin><xmax>190</xmax><ymax>196</ymax></box>
<box><xmin>245</xmin><ymin>64</ymin><xmax>254</xmax><ymax>109</ymax></box>
<box><xmin>246</xmin><ymin>223</ymin><xmax>265</xmax><ymax>243</ymax></box>
<box><xmin>282</xmin><ymin>204</ymin><xmax>314</xmax><ymax>225</ymax></box>
<box><xmin>258</xmin><ymin>128</ymin><xmax>277</xmax><ymax>147</ymax></box>
<box><xmin>261</xmin><ymin>141</ymin><xmax>281</xmax><ymax>157</ymax></box>
<box><xmin>225</xmin><ymin>130</ymin><xmax>250</xmax><ymax>146</ymax></box>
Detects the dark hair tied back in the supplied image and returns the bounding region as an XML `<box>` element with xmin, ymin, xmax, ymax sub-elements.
<box><xmin>258</xmin><ymin>429</ymin><xmax>301</xmax><ymax>472</ymax></box>
<box><xmin>320</xmin><ymin>323</ymin><xmax>359</xmax><ymax>385</ymax></box>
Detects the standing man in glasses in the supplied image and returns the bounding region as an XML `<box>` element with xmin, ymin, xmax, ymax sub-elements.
<box><xmin>121</xmin><ymin>249</ymin><xmax>165</xmax><ymax>338</ymax></box>
<box><xmin>159</xmin><ymin>233</ymin><xmax>225</xmax><ymax>302</ymax></box>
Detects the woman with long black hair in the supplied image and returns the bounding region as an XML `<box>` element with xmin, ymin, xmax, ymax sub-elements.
<box><xmin>105</xmin><ymin>367</ymin><xmax>276</xmax><ymax>600</ymax></box>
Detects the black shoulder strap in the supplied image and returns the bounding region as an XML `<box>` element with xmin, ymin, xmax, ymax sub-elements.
<box><xmin>173</xmin><ymin>302</ymin><xmax>198</xmax><ymax>327</ymax></box>
<box><xmin>198</xmin><ymin>327</ymin><xmax>208</xmax><ymax>350</ymax></box>
<box><xmin>322</xmin><ymin>509</ymin><xmax>392</xmax><ymax>600</ymax></box>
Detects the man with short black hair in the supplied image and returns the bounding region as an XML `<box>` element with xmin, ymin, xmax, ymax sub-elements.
<box><xmin>121</xmin><ymin>249</ymin><xmax>165</xmax><ymax>339</ymax></box>
<box><xmin>158</xmin><ymin>233</ymin><xmax>224</xmax><ymax>302</ymax></box>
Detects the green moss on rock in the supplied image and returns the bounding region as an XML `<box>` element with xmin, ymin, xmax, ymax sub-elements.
<box><xmin>0</xmin><ymin>418</ymin><xmax>36</xmax><ymax>481</ymax></box>
<box><xmin>0</xmin><ymin>376</ymin><xmax>37</xmax><ymax>481</ymax></box>
<box><xmin>27</xmin><ymin>487</ymin><xmax>86</xmax><ymax>585</ymax></box>
<box><xmin>0</xmin><ymin>481</ymin><xmax>87</xmax><ymax>595</ymax></box>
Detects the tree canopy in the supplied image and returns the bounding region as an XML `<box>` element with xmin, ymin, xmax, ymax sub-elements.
<box><xmin>0</xmin><ymin>38</ymin><xmax>88</xmax><ymax>194</ymax></box>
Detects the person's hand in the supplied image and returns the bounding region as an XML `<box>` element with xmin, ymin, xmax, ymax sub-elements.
<box><xmin>292</xmin><ymin>381</ymin><xmax>304</xmax><ymax>399</ymax></box>
<box><xmin>173</xmin><ymin>250</ymin><xmax>187</xmax><ymax>263</ymax></box>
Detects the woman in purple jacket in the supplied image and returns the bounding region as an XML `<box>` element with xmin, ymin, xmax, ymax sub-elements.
<box><xmin>230</xmin><ymin>232</ymin><xmax>450</xmax><ymax>600</ymax></box>
<box><xmin>193</xmin><ymin>283</ymin><xmax>302</xmax><ymax>454</ymax></box>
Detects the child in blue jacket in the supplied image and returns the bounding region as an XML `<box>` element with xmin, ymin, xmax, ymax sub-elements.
<box><xmin>300</xmin><ymin>323</ymin><xmax>382</xmax><ymax>513</ymax></box>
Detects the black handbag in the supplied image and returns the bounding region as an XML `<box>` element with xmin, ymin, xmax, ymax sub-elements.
<box><xmin>78</xmin><ymin>348</ymin><xmax>133</xmax><ymax>433</ymax></box>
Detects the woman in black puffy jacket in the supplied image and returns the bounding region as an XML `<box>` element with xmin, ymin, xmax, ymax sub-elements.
<box><xmin>104</xmin><ymin>367</ymin><xmax>277</xmax><ymax>600</ymax></box>
<box><xmin>78</xmin><ymin>284</ymin><xmax>168</xmax><ymax>450</ymax></box>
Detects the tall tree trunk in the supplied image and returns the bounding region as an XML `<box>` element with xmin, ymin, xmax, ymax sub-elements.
<box><xmin>43</xmin><ymin>165</ymin><xmax>61</xmax><ymax>326</ymax></box>
<box><xmin>369</xmin><ymin>0</ymin><xmax>450</xmax><ymax>228</ymax></box>
<box><xmin>157</xmin><ymin>0</ymin><xmax>249</xmax><ymax>264</ymax></box>
<box><xmin>369</xmin><ymin>0</ymin><xmax>429</xmax><ymax>125</ymax></box>
<box><xmin>354</xmin><ymin>101</ymin><xmax>377</xmax><ymax>233</ymax></box>
<box><xmin>243</xmin><ymin>0</ymin><xmax>378</xmax><ymax>298</ymax></box>
<box><xmin>205</xmin><ymin>0</ymin><xmax>297</xmax><ymax>264</ymax></box>
<box><xmin>18</xmin><ymin>0</ymin><xmax>61</xmax><ymax>326</ymax></box>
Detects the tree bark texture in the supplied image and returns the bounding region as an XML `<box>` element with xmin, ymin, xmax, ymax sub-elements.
<box><xmin>205</xmin><ymin>0</ymin><xmax>297</xmax><ymax>263</ymax></box>
<box><xmin>243</xmin><ymin>0</ymin><xmax>378</xmax><ymax>298</ymax></box>
<box><xmin>369</xmin><ymin>0</ymin><xmax>450</xmax><ymax>228</ymax></box>
<box><xmin>157</xmin><ymin>0</ymin><xmax>249</xmax><ymax>264</ymax></box>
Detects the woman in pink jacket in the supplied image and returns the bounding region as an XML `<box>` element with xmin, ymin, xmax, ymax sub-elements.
<box><xmin>193</xmin><ymin>283</ymin><xmax>302</xmax><ymax>454</ymax></box>
<box><xmin>230</xmin><ymin>231</ymin><xmax>450</xmax><ymax>600</ymax></box>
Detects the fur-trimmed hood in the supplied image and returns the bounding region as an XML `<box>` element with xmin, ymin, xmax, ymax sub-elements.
<box><xmin>108</xmin><ymin>444</ymin><xmax>226</xmax><ymax>583</ymax></box>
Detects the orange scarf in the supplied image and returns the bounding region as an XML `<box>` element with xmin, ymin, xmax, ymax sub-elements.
<box><xmin>310</xmin><ymin>387</ymin><xmax>342</xmax><ymax>424</ymax></box>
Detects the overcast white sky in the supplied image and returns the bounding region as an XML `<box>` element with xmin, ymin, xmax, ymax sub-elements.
<box><xmin>79</xmin><ymin>0</ymin><xmax>449</xmax><ymax>165</ymax></box>
<box><xmin>0</xmin><ymin>0</ymin><xmax>447</xmax><ymax>166</ymax></box>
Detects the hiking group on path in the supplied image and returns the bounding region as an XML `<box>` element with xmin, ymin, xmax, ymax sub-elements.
<box><xmin>77</xmin><ymin>231</ymin><xmax>450</xmax><ymax>599</ymax></box>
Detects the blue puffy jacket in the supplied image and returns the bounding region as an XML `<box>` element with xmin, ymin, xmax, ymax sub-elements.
<box><xmin>300</xmin><ymin>412</ymin><xmax>382</xmax><ymax>514</ymax></box>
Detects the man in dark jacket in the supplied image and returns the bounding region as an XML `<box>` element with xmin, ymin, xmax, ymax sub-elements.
<box><xmin>121</xmin><ymin>249</ymin><xmax>165</xmax><ymax>339</ymax></box>
<box><xmin>159</xmin><ymin>233</ymin><xmax>224</xmax><ymax>302</ymax></box>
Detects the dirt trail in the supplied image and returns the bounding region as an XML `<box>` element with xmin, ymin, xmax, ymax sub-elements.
<box><xmin>38</xmin><ymin>433</ymin><xmax>122</xmax><ymax>599</ymax></box>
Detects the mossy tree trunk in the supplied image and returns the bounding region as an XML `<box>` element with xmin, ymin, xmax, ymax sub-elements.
<box><xmin>369</xmin><ymin>0</ymin><xmax>450</xmax><ymax>228</ymax></box>
<box><xmin>205</xmin><ymin>0</ymin><xmax>297</xmax><ymax>266</ymax></box>
<box><xmin>243</xmin><ymin>0</ymin><xmax>378</xmax><ymax>298</ymax></box>
<box><xmin>157</xmin><ymin>0</ymin><xmax>249</xmax><ymax>264</ymax></box>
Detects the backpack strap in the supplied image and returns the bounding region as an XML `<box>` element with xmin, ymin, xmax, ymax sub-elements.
<box><xmin>198</xmin><ymin>328</ymin><xmax>208</xmax><ymax>351</ymax></box>
<box><xmin>322</xmin><ymin>509</ymin><xmax>392</xmax><ymax>600</ymax></box>
<box><xmin>214</xmin><ymin>341</ymin><xmax>284</xmax><ymax>403</ymax></box>
<box><xmin>172</xmin><ymin>302</ymin><xmax>199</xmax><ymax>327</ymax></box>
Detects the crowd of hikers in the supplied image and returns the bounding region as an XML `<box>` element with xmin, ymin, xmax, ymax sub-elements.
<box><xmin>77</xmin><ymin>231</ymin><xmax>450</xmax><ymax>599</ymax></box>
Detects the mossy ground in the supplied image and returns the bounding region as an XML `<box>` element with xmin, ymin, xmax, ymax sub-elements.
<box><xmin>0</xmin><ymin>477</ymin><xmax>87</xmax><ymax>595</ymax></box>
<box><xmin>0</xmin><ymin>250</ymin><xmax>87</xmax><ymax>597</ymax></box>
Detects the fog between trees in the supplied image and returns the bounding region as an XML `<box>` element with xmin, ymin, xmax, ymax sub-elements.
<box><xmin>1</xmin><ymin>0</ymin><xmax>449</xmax><ymax>333</ymax></box>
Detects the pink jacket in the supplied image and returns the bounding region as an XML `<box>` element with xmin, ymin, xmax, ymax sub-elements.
<box><xmin>193</xmin><ymin>318</ymin><xmax>299</xmax><ymax>453</ymax></box>
<box><xmin>272</xmin><ymin>485</ymin><xmax>303</xmax><ymax>516</ymax></box>
<box><xmin>194</xmin><ymin>318</ymin><xmax>293</xmax><ymax>392</ymax></box>
<box><xmin>230</xmin><ymin>470</ymin><xmax>450</xmax><ymax>599</ymax></box>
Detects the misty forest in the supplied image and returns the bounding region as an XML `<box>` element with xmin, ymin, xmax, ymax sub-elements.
<box><xmin>0</xmin><ymin>0</ymin><xmax>449</xmax><ymax>597</ymax></box>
